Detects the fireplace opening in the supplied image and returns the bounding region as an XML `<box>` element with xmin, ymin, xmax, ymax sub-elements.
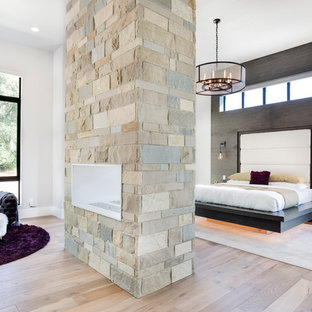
<box><xmin>71</xmin><ymin>164</ymin><xmax>121</xmax><ymax>220</ymax></box>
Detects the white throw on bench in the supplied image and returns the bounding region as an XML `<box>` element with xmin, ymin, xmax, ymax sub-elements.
<box><xmin>0</xmin><ymin>213</ymin><xmax>8</xmax><ymax>239</ymax></box>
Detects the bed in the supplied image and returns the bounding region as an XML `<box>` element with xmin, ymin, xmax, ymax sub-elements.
<box><xmin>195</xmin><ymin>127</ymin><xmax>312</xmax><ymax>233</ymax></box>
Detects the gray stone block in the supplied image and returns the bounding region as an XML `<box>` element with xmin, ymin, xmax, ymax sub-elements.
<box><xmin>169</xmin><ymin>110</ymin><xmax>195</xmax><ymax>129</ymax></box>
<box><xmin>80</xmin><ymin>230</ymin><xmax>94</xmax><ymax>246</ymax></box>
<box><xmin>101</xmin><ymin>224</ymin><xmax>113</xmax><ymax>242</ymax></box>
<box><xmin>142</xmin><ymin>145</ymin><xmax>180</xmax><ymax>164</ymax></box>
<box><xmin>183</xmin><ymin>20</ymin><xmax>196</xmax><ymax>32</ymax></box>
<box><xmin>183</xmin><ymin>224</ymin><xmax>195</xmax><ymax>241</ymax></box>
<box><xmin>167</xmin><ymin>95</ymin><xmax>179</xmax><ymax>108</ymax></box>
<box><xmin>162</xmin><ymin>206</ymin><xmax>194</xmax><ymax>218</ymax></box>
<box><xmin>167</xmin><ymin>70</ymin><xmax>193</xmax><ymax>93</ymax></box>
<box><xmin>65</xmin><ymin>234</ymin><xmax>78</xmax><ymax>257</ymax></box>
<box><xmin>177</xmin><ymin>170</ymin><xmax>193</xmax><ymax>182</ymax></box>
<box><xmin>111</xmin><ymin>266</ymin><xmax>142</xmax><ymax>298</ymax></box>
<box><xmin>149</xmin><ymin>0</ymin><xmax>171</xmax><ymax>9</ymax></box>
<box><xmin>105</xmin><ymin>240</ymin><xmax>116</xmax><ymax>258</ymax></box>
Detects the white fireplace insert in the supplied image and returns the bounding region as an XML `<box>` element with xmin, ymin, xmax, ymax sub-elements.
<box><xmin>71</xmin><ymin>163</ymin><xmax>121</xmax><ymax>220</ymax></box>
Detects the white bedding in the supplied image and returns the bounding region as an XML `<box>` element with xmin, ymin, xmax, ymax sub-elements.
<box><xmin>195</xmin><ymin>183</ymin><xmax>312</xmax><ymax>212</ymax></box>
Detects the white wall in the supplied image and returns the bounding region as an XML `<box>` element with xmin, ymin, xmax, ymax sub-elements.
<box><xmin>52</xmin><ymin>45</ymin><xmax>65</xmax><ymax>219</ymax></box>
<box><xmin>0</xmin><ymin>39</ymin><xmax>58</xmax><ymax>217</ymax></box>
<box><xmin>195</xmin><ymin>95</ymin><xmax>211</xmax><ymax>185</ymax></box>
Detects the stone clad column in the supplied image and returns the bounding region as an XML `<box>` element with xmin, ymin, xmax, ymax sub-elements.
<box><xmin>65</xmin><ymin>0</ymin><xmax>196</xmax><ymax>297</ymax></box>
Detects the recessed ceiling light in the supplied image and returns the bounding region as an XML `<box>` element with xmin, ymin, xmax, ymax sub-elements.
<box><xmin>31</xmin><ymin>27</ymin><xmax>40</xmax><ymax>33</ymax></box>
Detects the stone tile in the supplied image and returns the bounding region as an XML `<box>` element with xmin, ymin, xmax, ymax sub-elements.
<box><xmin>142</xmin><ymin>269</ymin><xmax>171</xmax><ymax>296</ymax></box>
<box><xmin>101</xmin><ymin>224</ymin><xmax>113</xmax><ymax>242</ymax></box>
<box><xmin>180</xmin><ymin>98</ymin><xmax>194</xmax><ymax>111</ymax></box>
<box><xmin>92</xmin><ymin>43</ymin><xmax>105</xmax><ymax>64</ymax></box>
<box><xmin>80</xmin><ymin>230</ymin><xmax>94</xmax><ymax>245</ymax></box>
<box><xmin>137</xmin><ymin>231</ymin><xmax>168</xmax><ymax>256</ymax></box>
<box><xmin>79</xmin><ymin>84</ymin><xmax>93</xmax><ymax>101</ymax></box>
<box><xmin>142</xmin><ymin>145</ymin><xmax>180</xmax><ymax>164</ymax></box>
<box><xmin>94</xmin><ymin>1</ymin><xmax>113</xmax><ymax>28</ymax></box>
<box><xmin>167</xmin><ymin>70</ymin><xmax>193</xmax><ymax>93</ymax></box>
<box><xmin>172</xmin><ymin>0</ymin><xmax>193</xmax><ymax>23</ymax></box>
<box><xmin>168</xmin><ymin>134</ymin><xmax>184</xmax><ymax>146</ymax></box>
<box><xmin>182</xmin><ymin>224</ymin><xmax>195</xmax><ymax>241</ymax></box>
<box><xmin>111</xmin><ymin>267</ymin><xmax>141</xmax><ymax>298</ymax></box>
<box><xmin>143</xmin><ymin>40</ymin><xmax>164</xmax><ymax>54</ymax></box>
<box><xmin>162</xmin><ymin>205</ymin><xmax>194</xmax><ymax>218</ymax></box>
<box><xmin>142</xmin><ymin>192</ymin><xmax>169</xmax><ymax>213</ymax></box>
<box><xmin>123</xmin><ymin>234</ymin><xmax>135</xmax><ymax>254</ymax></box>
<box><xmin>179</xmin><ymin>213</ymin><xmax>193</xmax><ymax>226</ymax></box>
<box><xmin>177</xmin><ymin>170</ymin><xmax>193</xmax><ymax>182</ymax></box>
<box><xmin>169</xmin><ymin>109</ymin><xmax>195</xmax><ymax>129</ymax></box>
<box><xmin>167</xmin><ymin>95</ymin><xmax>179</xmax><ymax>108</ymax></box>
<box><xmin>144</xmin><ymin>8</ymin><xmax>168</xmax><ymax>30</ymax></box>
<box><xmin>168</xmin><ymin>227</ymin><xmax>182</xmax><ymax>247</ymax></box>
<box><xmin>65</xmin><ymin>234</ymin><xmax>78</xmax><ymax>257</ymax></box>
<box><xmin>172</xmin><ymin>259</ymin><xmax>192</xmax><ymax>283</ymax></box>
<box><xmin>175</xmin><ymin>240</ymin><xmax>192</xmax><ymax>256</ymax></box>
<box><xmin>118</xmin><ymin>261</ymin><xmax>135</xmax><ymax>277</ymax></box>
<box><xmin>142</xmin><ymin>216</ymin><xmax>178</xmax><ymax>235</ymax></box>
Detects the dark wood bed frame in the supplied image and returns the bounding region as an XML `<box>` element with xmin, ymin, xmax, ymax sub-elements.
<box><xmin>195</xmin><ymin>126</ymin><xmax>312</xmax><ymax>233</ymax></box>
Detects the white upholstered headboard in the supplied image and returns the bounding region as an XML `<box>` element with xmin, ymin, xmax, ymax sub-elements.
<box><xmin>239</xmin><ymin>129</ymin><xmax>311</xmax><ymax>184</ymax></box>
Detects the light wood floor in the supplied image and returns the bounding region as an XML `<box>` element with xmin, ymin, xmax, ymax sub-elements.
<box><xmin>1</xmin><ymin>216</ymin><xmax>312</xmax><ymax>312</ymax></box>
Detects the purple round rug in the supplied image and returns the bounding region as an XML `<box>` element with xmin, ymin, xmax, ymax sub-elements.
<box><xmin>0</xmin><ymin>224</ymin><xmax>50</xmax><ymax>265</ymax></box>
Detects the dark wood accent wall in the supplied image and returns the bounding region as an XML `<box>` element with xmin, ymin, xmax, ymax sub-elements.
<box><xmin>211</xmin><ymin>43</ymin><xmax>312</xmax><ymax>183</ymax></box>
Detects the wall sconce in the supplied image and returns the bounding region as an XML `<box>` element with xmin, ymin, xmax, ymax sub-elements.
<box><xmin>218</xmin><ymin>141</ymin><xmax>226</xmax><ymax>160</ymax></box>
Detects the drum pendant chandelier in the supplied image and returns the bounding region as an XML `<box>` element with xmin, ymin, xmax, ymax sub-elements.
<box><xmin>196</xmin><ymin>19</ymin><xmax>246</xmax><ymax>96</ymax></box>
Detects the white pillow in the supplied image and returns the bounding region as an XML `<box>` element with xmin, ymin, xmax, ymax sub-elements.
<box><xmin>226</xmin><ymin>180</ymin><xmax>250</xmax><ymax>185</ymax></box>
<box><xmin>269</xmin><ymin>182</ymin><xmax>309</xmax><ymax>189</ymax></box>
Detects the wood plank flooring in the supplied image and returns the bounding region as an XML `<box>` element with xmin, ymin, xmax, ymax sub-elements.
<box><xmin>0</xmin><ymin>216</ymin><xmax>312</xmax><ymax>312</ymax></box>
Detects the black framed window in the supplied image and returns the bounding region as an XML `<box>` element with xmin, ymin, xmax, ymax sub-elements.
<box><xmin>0</xmin><ymin>72</ymin><xmax>21</xmax><ymax>201</ymax></box>
<box><xmin>220</xmin><ymin>76</ymin><xmax>312</xmax><ymax>112</ymax></box>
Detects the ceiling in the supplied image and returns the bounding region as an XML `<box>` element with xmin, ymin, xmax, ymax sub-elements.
<box><xmin>0</xmin><ymin>0</ymin><xmax>311</xmax><ymax>60</ymax></box>
<box><xmin>0</xmin><ymin>0</ymin><xmax>65</xmax><ymax>51</ymax></box>
<box><xmin>196</xmin><ymin>0</ymin><xmax>312</xmax><ymax>64</ymax></box>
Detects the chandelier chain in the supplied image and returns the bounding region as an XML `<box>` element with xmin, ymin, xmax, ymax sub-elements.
<box><xmin>216</xmin><ymin>21</ymin><xmax>219</xmax><ymax>62</ymax></box>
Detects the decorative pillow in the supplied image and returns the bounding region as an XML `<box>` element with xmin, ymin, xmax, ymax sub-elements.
<box><xmin>227</xmin><ymin>172</ymin><xmax>250</xmax><ymax>181</ymax></box>
<box><xmin>269</xmin><ymin>173</ymin><xmax>307</xmax><ymax>184</ymax></box>
<box><xmin>250</xmin><ymin>171</ymin><xmax>271</xmax><ymax>185</ymax></box>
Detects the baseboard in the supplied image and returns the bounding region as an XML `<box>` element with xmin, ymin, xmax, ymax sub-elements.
<box><xmin>19</xmin><ymin>206</ymin><xmax>64</xmax><ymax>220</ymax></box>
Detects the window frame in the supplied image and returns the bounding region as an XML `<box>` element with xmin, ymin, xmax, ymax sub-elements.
<box><xmin>0</xmin><ymin>77</ymin><xmax>21</xmax><ymax>202</ymax></box>
<box><xmin>220</xmin><ymin>77</ymin><xmax>312</xmax><ymax>112</ymax></box>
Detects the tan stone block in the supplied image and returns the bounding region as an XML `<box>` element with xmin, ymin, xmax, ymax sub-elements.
<box><xmin>122</xmin><ymin>171</ymin><xmax>143</xmax><ymax>185</ymax></box>
<box><xmin>177</xmin><ymin>60</ymin><xmax>195</xmax><ymax>78</ymax></box>
<box><xmin>168</xmin><ymin>135</ymin><xmax>184</xmax><ymax>146</ymax></box>
<box><xmin>172</xmin><ymin>259</ymin><xmax>192</xmax><ymax>282</ymax></box>
<box><xmin>137</xmin><ymin>262</ymin><xmax>165</xmax><ymax>279</ymax></box>
<box><xmin>65</xmin><ymin>1</ymin><xmax>79</xmax><ymax>25</ymax></box>
<box><xmin>122</xmin><ymin>122</ymin><xmax>139</xmax><ymax>132</ymax></box>
<box><xmin>170</xmin><ymin>58</ymin><xmax>176</xmax><ymax>71</ymax></box>
<box><xmin>108</xmin><ymin>145</ymin><xmax>140</xmax><ymax>164</ymax></box>
<box><xmin>142</xmin><ymin>216</ymin><xmax>178</xmax><ymax>235</ymax></box>
<box><xmin>99</xmin><ymin>259</ymin><xmax>110</xmax><ymax>278</ymax></box>
<box><xmin>175</xmin><ymin>36</ymin><xmax>195</xmax><ymax>58</ymax></box>
<box><xmin>119</xmin><ymin>21</ymin><xmax>136</xmax><ymax>48</ymax></box>
<box><xmin>138</xmin><ymin>231</ymin><xmax>168</xmax><ymax>256</ymax></box>
<box><xmin>142</xmin><ymin>62</ymin><xmax>166</xmax><ymax>85</ymax></box>
<box><xmin>144</xmin><ymin>8</ymin><xmax>168</xmax><ymax>30</ymax></box>
<box><xmin>112</xmin><ymin>49</ymin><xmax>135</xmax><ymax>71</ymax></box>
<box><xmin>93</xmin><ymin>112</ymin><xmax>108</xmax><ymax>130</ymax></box>
<box><xmin>142</xmin><ymin>192</ymin><xmax>169</xmax><ymax>213</ymax></box>
<box><xmin>85</xmin><ymin>210</ymin><xmax>98</xmax><ymax>221</ymax></box>
<box><xmin>108</xmin><ymin>103</ymin><xmax>136</xmax><ymax>126</ymax></box>
<box><xmin>143</xmin><ymin>122</ymin><xmax>159</xmax><ymax>132</ymax></box>
<box><xmin>140</xmin><ymin>104</ymin><xmax>168</xmax><ymax>124</ymax></box>
<box><xmin>169</xmin><ymin>227</ymin><xmax>182</xmax><ymax>247</ymax></box>
<box><xmin>180</xmin><ymin>99</ymin><xmax>194</xmax><ymax>112</ymax></box>
<box><xmin>172</xmin><ymin>0</ymin><xmax>193</xmax><ymax>23</ymax></box>
<box><xmin>139</xmin><ymin>46</ymin><xmax>169</xmax><ymax>69</ymax></box>
<box><xmin>77</xmin><ymin>215</ymin><xmax>87</xmax><ymax>232</ymax></box>
<box><xmin>93</xmin><ymin>75</ymin><xmax>110</xmax><ymax>96</ymax></box>
<box><xmin>137</xmin><ymin>211</ymin><xmax>162</xmax><ymax>223</ymax></box>
<box><xmin>175</xmin><ymin>240</ymin><xmax>192</xmax><ymax>257</ymax></box>
<box><xmin>179</xmin><ymin>213</ymin><xmax>193</xmax><ymax>226</ymax></box>
<box><xmin>89</xmin><ymin>252</ymin><xmax>101</xmax><ymax>270</ymax></box>
<box><xmin>78</xmin><ymin>246</ymin><xmax>89</xmax><ymax>263</ymax></box>
<box><xmin>142</xmin><ymin>269</ymin><xmax>171</xmax><ymax>296</ymax></box>
<box><xmin>169</xmin><ymin>20</ymin><xmax>192</xmax><ymax>41</ymax></box>
<box><xmin>94</xmin><ymin>1</ymin><xmax>114</xmax><ymax>28</ymax></box>
<box><xmin>140</xmin><ymin>20</ymin><xmax>174</xmax><ymax>50</ymax></box>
